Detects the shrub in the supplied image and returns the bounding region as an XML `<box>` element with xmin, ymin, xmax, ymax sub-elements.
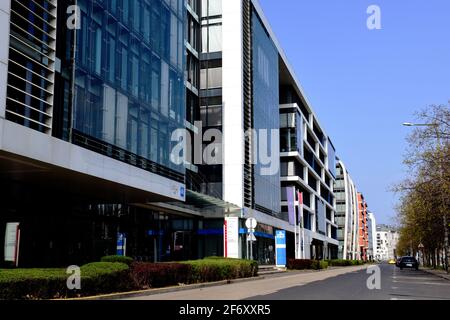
<box><xmin>328</xmin><ymin>259</ymin><xmax>352</xmax><ymax>267</ymax></box>
<box><xmin>100</xmin><ymin>255</ymin><xmax>134</xmax><ymax>266</ymax></box>
<box><xmin>287</xmin><ymin>259</ymin><xmax>313</xmax><ymax>270</ymax></box>
<box><xmin>0</xmin><ymin>268</ymin><xmax>67</xmax><ymax>300</ymax></box>
<box><xmin>325</xmin><ymin>259</ymin><xmax>365</xmax><ymax>267</ymax></box>
<box><xmin>183</xmin><ymin>258</ymin><xmax>258</xmax><ymax>283</ymax></box>
<box><xmin>0</xmin><ymin>262</ymin><xmax>132</xmax><ymax>300</ymax></box>
<box><xmin>288</xmin><ymin>259</ymin><xmax>328</xmax><ymax>270</ymax></box>
<box><xmin>79</xmin><ymin>262</ymin><xmax>133</xmax><ymax>296</ymax></box>
<box><xmin>130</xmin><ymin>262</ymin><xmax>192</xmax><ymax>289</ymax></box>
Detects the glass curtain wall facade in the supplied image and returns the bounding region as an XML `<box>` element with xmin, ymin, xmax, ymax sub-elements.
<box><xmin>73</xmin><ymin>0</ymin><xmax>186</xmax><ymax>178</ymax></box>
<box><xmin>252</xmin><ymin>10</ymin><xmax>281</xmax><ymax>216</ymax></box>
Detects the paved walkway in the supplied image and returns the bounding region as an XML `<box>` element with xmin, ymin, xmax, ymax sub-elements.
<box><xmin>121</xmin><ymin>265</ymin><xmax>368</xmax><ymax>300</ymax></box>
<box><xmin>422</xmin><ymin>267</ymin><xmax>450</xmax><ymax>281</ymax></box>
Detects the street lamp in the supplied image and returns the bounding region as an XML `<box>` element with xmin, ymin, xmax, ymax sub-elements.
<box><xmin>403</xmin><ymin>122</ymin><xmax>449</xmax><ymax>273</ymax></box>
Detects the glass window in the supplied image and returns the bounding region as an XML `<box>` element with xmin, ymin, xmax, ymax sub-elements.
<box><xmin>202</xmin><ymin>24</ymin><xmax>222</xmax><ymax>53</ymax></box>
<box><xmin>202</xmin><ymin>0</ymin><xmax>222</xmax><ymax>17</ymax></box>
<box><xmin>200</xmin><ymin>67</ymin><xmax>222</xmax><ymax>89</ymax></box>
<box><xmin>73</xmin><ymin>0</ymin><xmax>186</xmax><ymax>175</ymax></box>
<box><xmin>252</xmin><ymin>10</ymin><xmax>280</xmax><ymax>214</ymax></box>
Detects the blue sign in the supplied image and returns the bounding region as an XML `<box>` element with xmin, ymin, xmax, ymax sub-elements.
<box><xmin>117</xmin><ymin>233</ymin><xmax>125</xmax><ymax>256</ymax></box>
<box><xmin>275</xmin><ymin>230</ymin><xmax>287</xmax><ymax>267</ymax></box>
<box><xmin>180</xmin><ymin>186</ymin><xmax>185</xmax><ymax>198</ymax></box>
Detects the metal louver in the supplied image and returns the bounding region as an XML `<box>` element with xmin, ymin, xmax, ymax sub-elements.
<box><xmin>5</xmin><ymin>0</ymin><xmax>57</xmax><ymax>134</ymax></box>
<box><xmin>243</xmin><ymin>0</ymin><xmax>254</xmax><ymax>209</ymax></box>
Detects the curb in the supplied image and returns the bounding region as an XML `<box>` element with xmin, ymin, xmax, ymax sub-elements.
<box><xmin>65</xmin><ymin>275</ymin><xmax>267</xmax><ymax>301</ymax></box>
<box><xmin>62</xmin><ymin>265</ymin><xmax>368</xmax><ymax>300</ymax></box>
<box><xmin>422</xmin><ymin>268</ymin><xmax>450</xmax><ymax>281</ymax></box>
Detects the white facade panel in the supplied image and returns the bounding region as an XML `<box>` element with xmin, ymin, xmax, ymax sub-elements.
<box><xmin>222</xmin><ymin>0</ymin><xmax>244</xmax><ymax>208</ymax></box>
<box><xmin>0</xmin><ymin>119</ymin><xmax>186</xmax><ymax>202</ymax></box>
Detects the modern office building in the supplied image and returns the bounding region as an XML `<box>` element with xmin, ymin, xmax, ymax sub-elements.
<box><xmin>0</xmin><ymin>0</ymin><xmax>191</xmax><ymax>267</ymax></box>
<box><xmin>357</xmin><ymin>193</ymin><xmax>369</xmax><ymax>261</ymax></box>
<box><xmin>1</xmin><ymin>0</ymin><xmax>352</xmax><ymax>267</ymax></box>
<box><xmin>334</xmin><ymin>160</ymin><xmax>359</xmax><ymax>260</ymax></box>
<box><xmin>193</xmin><ymin>0</ymin><xmax>340</xmax><ymax>261</ymax></box>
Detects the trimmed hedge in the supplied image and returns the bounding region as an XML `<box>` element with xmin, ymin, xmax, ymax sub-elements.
<box><xmin>130</xmin><ymin>262</ymin><xmax>192</xmax><ymax>289</ymax></box>
<box><xmin>0</xmin><ymin>257</ymin><xmax>259</xmax><ymax>299</ymax></box>
<box><xmin>183</xmin><ymin>257</ymin><xmax>258</xmax><ymax>283</ymax></box>
<box><xmin>287</xmin><ymin>259</ymin><xmax>328</xmax><ymax>270</ymax></box>
<box><xmin>78</xmin><ymin>262</ymin><xmax>132</xmax><ymax>296</ymax></box>
<box><xmin>326</xmin><ymin>259</ymin><xmax>365</xmax><ymax>266</ymax></box>
<box><xmin>0</xmin><ymin>262</ymin><xmax>131</xmax><ymax>300</ymax></box>
<box><xmin>101</xmin><ymin>255</ymin><xmax>134</xmax><ymax>266</ymax></box>
<box><xmin>130</xmin><ymin>257</ymin><xmax>258</xmax><ymax>289</ymax></box>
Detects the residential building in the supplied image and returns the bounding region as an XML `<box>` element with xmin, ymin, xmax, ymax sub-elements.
<box><xmin>357</xmin><ymin>193</ymin><xmax>369</xmax><ymax>261</ymax></box>
<box><xmin>367</xmin><ymin>212</ymin><xmax>376</xmax><ymax>261</ymax></box>
<box><xmin>334</xmin><ymin>160</ymin><xmax>359</xmax><ymax>260</ymax></box>
<box><xmin>376</xmin><ymin>225</ymin><xmax>399</xmax><ymax>261</ymax></box>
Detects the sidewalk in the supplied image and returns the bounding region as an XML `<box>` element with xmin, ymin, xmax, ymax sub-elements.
<box><xmin>422</xmin><ymin>267</ymin><xmax>450</xmax><ymax>281</ymax></box>
<box><xmin>118</xmin><ymin>265</ymin><xmax>369</xmax><ymax>300</ymax></box>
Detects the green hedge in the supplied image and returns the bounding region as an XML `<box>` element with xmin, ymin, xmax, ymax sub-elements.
<box><xmin>0</xmin><ymin>257</ymin><xmax>259</xmax><ymax>299</ymax></box>
<box><xmin>183</xmin><ymin>257</ymin><xmax>258</xmax><ymax>283</ymax></box>
<box><xmin>79</xmin><ymin>262</ymin><xmax>132</xmax><ymax>296</ymax></box>
<box><xmin>100</xmin><ymin>255</ymin><xmax>134</xmax><ymax>266</ymax></box>
<box><xmin>325</xmin><ymin>259</ymin><xmax>365</xmax><ymax>266</ymax></box>
<box><xmin>0</xmin><ymin>262</ymin><xmax>131</xmax><ymax>300</ymax></box>
<box><xmin>287</xmin><ymin>259</ymin><xmax>328</xmax><ymax>270</ymax></box>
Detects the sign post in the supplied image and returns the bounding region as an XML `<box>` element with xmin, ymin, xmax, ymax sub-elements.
<box><xmin>245</xmin><ymin>218</ymin><xmax>257</xmax><ymax>261</ymax></box>
<box><xmin>116</xmin><ymin>233</ymin><xmax>126</xmax><ymax>256</ymax></box>
<box><xmin>275</xmin><ymin>230</ymin><xmax>287</xmax><ymax>268</ymax></box>
<box><xmin>4</xmin><ymin>222</ymin><xmax>20</xmax><ymax>267</ymax></box>
<box><xmin>224</xmin><ymin>217</ymin><xmax>239</xmax><ymax>258</ymax></box>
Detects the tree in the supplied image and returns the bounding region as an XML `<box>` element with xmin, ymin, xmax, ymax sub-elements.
<box><xmin>394</xmin><ymin>103</ymin><xmax>450</xmax><ymax>269</ymax></box>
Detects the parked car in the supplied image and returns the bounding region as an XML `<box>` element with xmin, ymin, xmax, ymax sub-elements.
<box><xmin>398</xmin><ymin>256</ymin><xmax>419</xmax><ymax>270</ymax></box>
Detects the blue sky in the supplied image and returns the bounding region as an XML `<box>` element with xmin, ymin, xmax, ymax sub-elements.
<box><xmin>258</xmin><ymin>0</ymin><xmax>450</xmax><ymax>225</ymax></box>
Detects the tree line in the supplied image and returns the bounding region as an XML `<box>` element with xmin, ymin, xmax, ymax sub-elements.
<box><xmin>394</xmin><ymin>103</ymin><xmax>449</xmax><ymax>270</ymax></box>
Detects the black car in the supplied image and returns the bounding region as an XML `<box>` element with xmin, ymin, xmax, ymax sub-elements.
<box><xmin>398</xmin><ymin>256</ymin><xmax>419</xmax><ymax>270</ymax></box>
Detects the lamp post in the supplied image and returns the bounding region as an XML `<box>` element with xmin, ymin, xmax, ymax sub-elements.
<box><xmin>403</xmin><ymin>122</ymin><xmax>449</xmax><ymax>273</ymax></box>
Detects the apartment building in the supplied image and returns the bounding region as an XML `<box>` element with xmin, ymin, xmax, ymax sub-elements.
<box><xmin>367</xmin><ymin>212</ymin><xmax>376</xmax><ymax>261</ymax></box>
<box><xmin>357</xmin><ymin>193</ymin><xmax>369</xmax><ymax>261</ymax></box>
<box><xmin>334</xmin><ymin>160</ymin><xmax>359</xmax><ymax>260</ymax></box>
<box><xmin>376</xmin><ymin>225</ymin><xmax>399</xmax><ymax>261</ymax></box>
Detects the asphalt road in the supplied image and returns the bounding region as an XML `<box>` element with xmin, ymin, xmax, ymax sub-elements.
<box><xmin>247</xmin><ymin>263</ymin><xmax>450</xmax><ymax>300</ymax></box>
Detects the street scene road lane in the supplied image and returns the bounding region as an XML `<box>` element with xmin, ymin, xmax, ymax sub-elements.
<box><xmin>248</xmin><ymin>264</ymin><xmax>450</xmax><ymax>300</ymax></box>
<box><xmin>122</xmin><ymin>264</ymin><xmax>450</xmax><ymax>300</ymax></box>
